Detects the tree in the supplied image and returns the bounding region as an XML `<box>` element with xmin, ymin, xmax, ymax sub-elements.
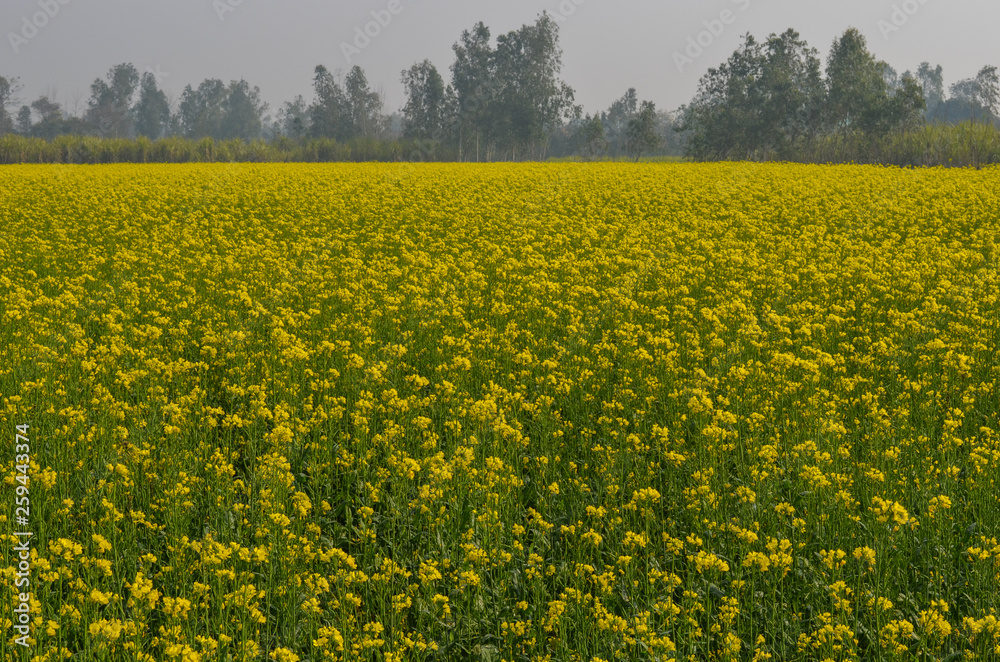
<box><xmin>276</xmin><ymin>95</ymin><xmax>309</xmax><ymax>139</ymax></box>
<box><xmin>309</xmin><ymin>65</ymin><xmax>349</xmax><ymax>140</ymax></box>
<box><xmin>344</xmin><ymin>66</ymin><xmax>385</xmax><ymax>140</ymax></box>
<box><xmin>880</xmin><ymin>62</ymin><xmax>901</xmax><ymax>91</ymax></box>
<box><xmin>914</xmin><ymin>62</ymin><xmax>944</xmax><ymax>120</ymax></box>
<box><xmin>577</xmin><ymin>113</ymin><xmax>607</xmax><ymax>160</ymax></box>
<box><xmin>0</xmin><ymin>76</ymin><xmax>22</xmax><ymax>135</ymax></box>
<box><xmin>15</xmin><ymin>105</ymin><xmax>32</xmax><ymax>135</ymax></box>
<box><xmin>449</xmin><ymin>21</ymin><xmax>495</xmax><ymax>159</ymax></box>
<box><xmin>626</xmin><ymin>100</ymin><xmax>660</xmax><ymax>161</ymax></box>
<box><xmin>134</xmin><ymin>72</ymin><xmax>171</xmax><ymax>139</ymax></box>
<box><xmin>676</xmin><ymin>28</ymin><xmax>936</xmax><ymax>160</ymax></box>
<box><xmin>756</xmin><ymin>29</ymin><xmax>824</xmax><ymax>149</ymax></box>
<box><xmin>884</xmin><ymin>73</ymin><xmax>926</xmax><ymax>133</ymax></box>
<box><xmin>680</xmin><ymin>31</ymin><xmax>824</xmax><ymax>159</ymax></box>
<box><xmin>86</xmin><ymin>63</ymin><xmax>140</xmax><ymax>138</ymax></box>
<box><xmin>176</xmin><ymin>78</ymin><xmax>267</xmax><ymax>140</ymax></box>
<box><xmin>491</xmin><ymin>12</ymin><xmax>576</xmax><ymax>159</ymax></box>
<box><xmin>823</xmin><ymin>28</ymin><xmax>921</xmax><ymax>136</ymax></box>
<box><xmin>179</xmin><ymin>79</ymin><xmax>228</xmax><ymax>139</ymax></box>
<box><xmin>975</xmin><ymin>65</ymin><xmax>999</xmax><ymax>122</ymax></box>
<box><xmin>824</xmin><ymin>28</ymin><xmax>887</xmax><ymax>134</ymax></box>
<box><xmin>223</xmin><ymin>79</ymin><xmax>268</xmax><ymax>140</ymax></box>
<box><xmin>941</xmin><ymin>66</ymin><xmax>998</xmax><ymax>125</ymax></box>
<box><xmin>446</xmin><ymin>15</ymin><xmax>576</xmax><ymax>159</ymax></box>
<box><xmin>401</xmin><ymin>60</ymin><xmax>446</xmax><ymax>141</ymax></box>
<box><xmin>605</xmin><ymin>88</ymin><xmax>638</xmax><ymax>157</ymax></box>
<box><xmin>658</xmin><ymin>109</ymin><xmax>686</xmax><ymax>156</ymax></box>
<box><xmin>678</xmin><ymin>34</ymin><xmax>765</xmax><ymax>160</ymax></box>
<box><xmin>29</xmin><ymin>96</ymin><xmax>66</xmax><ymax>139</ymax></box>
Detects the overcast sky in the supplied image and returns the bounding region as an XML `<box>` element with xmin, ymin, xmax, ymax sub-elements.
<box><xmin>2</xmin><ymin>0</ymin><xmax>997</xmax><ymax>118</ymax></box>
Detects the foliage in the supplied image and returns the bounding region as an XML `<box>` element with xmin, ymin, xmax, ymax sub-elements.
<box><xmin>625</xmin><ymin>101</ymin><xmax>661</xmax><ymax>161</ymax></box>
<box><xmin>4</xmin><ymin>121</ymin><xmax>1000</xmax><ymax>166</ymax></box>
<box><xmin>178</xmin><ymin>79</ymin><xmax>268</xmax><ymax>141</ymax></box>
<box><xmin>86</xmin><ymin>63</ymin><xmax>140</xmax><ymax>139</ymax></box>
<box><xmin>401</xmin><ymin>61</ymin><xmax>447</xmax><ymax>143</ymax></box>
<box><xmin>1</xmin><ymin>19</ymin><xmax>995</xmax><ymax>162</ymax></box>
<box><xmin>681</xmin><ymin>30</ymin><xmax>825</xmax><ymax>160</ymax></box>
<box><xmin>445</xmin><ymin>13</ymin><xmax>576</xmax><ymax>160</ymax></box>
<box><xmin>681</xmin><ymin>28</ymin><xmax>926</xmax><ymax>161</ymax></box>
<box><xmin>0</xmin><ymin>75</ymin><xmax>20</xmax><ymax>135</ymax></box>
<box><xmin>134</xmin><ymin>72</ymin><xmax>171</xmax><ymax>140</ymax></box>
<box><xmin>577</xmin><ymin>114</ymin><xmax>607</xmax><ymax>160</ymax></box>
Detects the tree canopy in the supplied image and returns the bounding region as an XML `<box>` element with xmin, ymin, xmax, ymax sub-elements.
<box><xmin>1</xmin><ymin>21</ymin><xmax>996</xmax><ymax>163</ymax></box>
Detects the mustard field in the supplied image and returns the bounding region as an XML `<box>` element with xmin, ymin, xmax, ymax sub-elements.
<box><xmin>1</xmin><ymin>163</ymin><xmax>999</xmax><ymax>661</ymax></box>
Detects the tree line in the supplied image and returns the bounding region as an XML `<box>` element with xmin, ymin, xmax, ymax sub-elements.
<box><xmin>678</xmin><ymin>27</ymin><xmax>999</xmax><ymax>161</ymax></box>
<box><xmin>0</xmin><ymin>12</ymin><xmax>684</xmax><ymax>162</ymax></box>
<box><xmin>1</xmin><ymin>16</ymin><xmax>997</xmax><ymax>163</ymax></box>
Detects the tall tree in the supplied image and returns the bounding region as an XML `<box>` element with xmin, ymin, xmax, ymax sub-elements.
<box><xmin>680</xmin><ymin>33</ymin><xmax>773</xmax><ymax>160</ymax></box>
<box><xmin>449</xmin><ymin>21</ymin><xmax>495</xmax><ymax>159</ymax></box>
<box><xmin>880</xmin><ymin>62</ymin><xmax>901</xmax><ymax>91</ymax></box>
<box><xmin>605</xmin><ymin>88</ymin><xmax>638</xmax><ymax>157</ymax></box>
<box><xmin>29</xmin><ymin>96</ymin><xmax>66</xmax><ymax>139</ymax></box>
<box><xmin>309</xmin><ymin>65</ymin><xmax>349</xmax><ymax>140</ymax></box>
<box><xmin>625</xmin><ymin>100</ymin><xmax>660</xmax><ymax>161</ymax></box>
<box><xmin>178</xmin><ymin>79</ymin><xmax>228</xmax><ymax>139</ymax></box>
<box><xmin>86</xmin><ymin>63</ymin><xmax>140</xmax><ymax>138</ymax></box>
<box><xmin>15</xmin><ymin>105</ymin><xmax>32</xmax><ymax>135</ymax></box>
<box><xmin>975</xmin><ymin>65</ymin><xmax>999</xmax><ymax>122</ymax></box>
<box><xmin>223</xmin><ymin>79</ymin><xmax>268</xmax><ymax>140</ymax></box>
<box><xmin>0</xmin><ymin>76</ymin><xmax>22</xmax><ymax>135</ymax></box>
<box><xmin>946</xmin><ymin>66</ymin><xmax>999</xmax><ymax>124</ymax></box>
<box><xmin>884</xmin><ymin>73</ymin><xmax>926</xmax><ymax>132</ymax></box>
<box><xmin>914</xmin><ymin>62</ymin><xmax>944</xmax><ymax>120</ymax></box>
<box><xmin>491</xmin><ymin>12</ymin><xmax>576</xmax><ymax>159</ymax></box>
<box><xmin>756</xmin><ymin>29</ymin><xmax>824</xmax><ymax>149</ymax></box>
<box><xmin>824</xmin><ymin>28</ymin><xmax>886</xmax><ymax>134</ymax></box>
<box><xmin>577</xmin><ymin>113</ymin><xmax>607</xmax><ymax>160</ymax></box>
<box><xmin>823</xmin><ymin>28</ymin><xmax>921</xmax><ymax>135</ymax></box>
<box><xmin>401</xmin><ymin>60</ymin><xmax>446</xmax><ymax>141</ymax></box>
<box><xmin>681</xmin><ymin>29</ymin><xmax>852</xmax><ymax>159</ymax></box>
<box><xmin>133</xmin><ymin>72</ymin><xmax>171</xmax><ymax>139</ymax></box>
<box><xmin>344</xmin><ymin>66</ymin><xmax>385</xmax><ymax>140</ymax></box>
<box><xmin>276</xmin><ymin>95</ymin><xmax>309</xmax><ymax>139</ymax></box>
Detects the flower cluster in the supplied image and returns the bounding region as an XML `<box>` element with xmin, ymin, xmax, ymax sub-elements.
<box><xmin>0</xmin><ymin>162</ymin><xmax>998</xmax><ymax>660</ymax></box>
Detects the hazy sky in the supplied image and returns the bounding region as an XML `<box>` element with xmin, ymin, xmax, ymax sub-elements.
<box><xmin>2</xmin><ymin>0</ymin><xmax>997</xmax><ymax>118</ymax></box>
